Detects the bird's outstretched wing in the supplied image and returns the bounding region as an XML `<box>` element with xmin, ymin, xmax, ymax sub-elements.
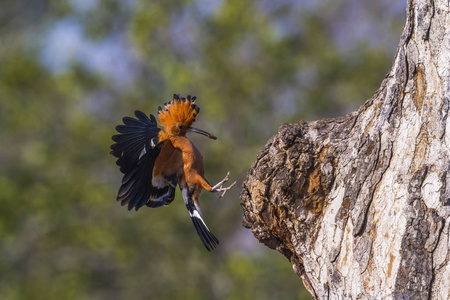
<box><xmin>182</xmin><ymin>189</ymin><xmax>219</xmax><ymax>251</ymax></box>
<box><xmin>110</xmin><ymin>110</ymin><xmax>174</xmax><ymax>211</ymax></box>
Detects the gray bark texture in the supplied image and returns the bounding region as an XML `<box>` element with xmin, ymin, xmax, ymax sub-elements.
<box><xmin>240</xmin><ymin>0</ymin><xmax>450</xmax><ymax>299</ymax></box>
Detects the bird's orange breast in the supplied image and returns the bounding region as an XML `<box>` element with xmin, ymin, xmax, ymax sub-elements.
<box><xmin>153</xmin><ymin>136</ymin><xmax>205</xmax><ymax>188</ymax></box>
<box><xmin>153</xmin><ymin>140</ymin><xmax>183</xmax><ymax>183</ymax></box>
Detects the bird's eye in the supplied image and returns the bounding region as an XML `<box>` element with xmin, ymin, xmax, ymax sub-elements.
<box><xmin>178</xmin><ymin>125</ymin><xmax>183</xmax><ymax>129</ymax></box>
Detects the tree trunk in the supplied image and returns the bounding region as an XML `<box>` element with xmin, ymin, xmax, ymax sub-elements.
<box><xmin>240</xmin><ymin>0</ymin><xmax>450</xmax><ymax>298</ymax></box>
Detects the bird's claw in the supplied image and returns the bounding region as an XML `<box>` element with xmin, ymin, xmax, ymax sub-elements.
<box><xmin>211</xmin><ymin>171</ymin><xmax>237</xmax><ymax>198</ymax></box>
<box><xmin>218</xmin><ymin>181</ymin><xmax>236</xmax><ymax>198</ymax></box>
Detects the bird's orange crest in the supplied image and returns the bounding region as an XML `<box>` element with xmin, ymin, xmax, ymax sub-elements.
<box><xmin>157</xmin><ymin>94</ymin><xmax>200</xmax><ymax>129</ymax></box>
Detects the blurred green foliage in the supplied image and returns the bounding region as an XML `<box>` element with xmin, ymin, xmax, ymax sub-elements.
<box><xmin>0</xmin><ymin>0</ymin><xmax>404</xmax><ymax>299</ymax></box>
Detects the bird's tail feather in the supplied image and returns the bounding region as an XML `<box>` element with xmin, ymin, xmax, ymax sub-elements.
<box><xmin>184</xmin><ymin>197</ymin><xmax>219</xmax><ymax>251</ymax></box>
<box><xmin>189</xmin><ymin>209</ymin><xmax>219</xmax><ymax>251</ymax></box>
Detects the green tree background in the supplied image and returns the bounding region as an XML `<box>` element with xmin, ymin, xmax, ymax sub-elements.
<box><xmin>0</xmin><ymin>1</ymin><xmax>404</xmax><ymax>299</ymax></box>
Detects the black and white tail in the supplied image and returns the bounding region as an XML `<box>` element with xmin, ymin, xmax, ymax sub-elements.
<box><xmin>182</xmin><ymin>190</ymin><xmax>219</xmax><ymax>251</ymax></box>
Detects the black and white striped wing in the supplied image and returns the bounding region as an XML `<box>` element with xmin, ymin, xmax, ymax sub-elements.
<box><xmin>110</xmin><ymin>110</ymin><xmax>173</xmax><ymax>211</ymax></box>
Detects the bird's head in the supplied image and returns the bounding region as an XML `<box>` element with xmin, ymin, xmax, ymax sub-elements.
<box><xmin>157</xmin><ymin>94</ymin><xmax>217</xmax><ymax>140</ymax></box>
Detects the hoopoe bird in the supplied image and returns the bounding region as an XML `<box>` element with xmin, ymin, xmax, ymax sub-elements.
<box><xmin>110</xmin><ymin>94</ymin><xmax>236</xmax><ymax>251</ymax></box>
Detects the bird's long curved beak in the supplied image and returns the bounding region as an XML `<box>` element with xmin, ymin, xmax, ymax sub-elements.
<box><xmin>187</xmin><ymin>127</ymin><xmax>217</xmax><ymax>140</ymax></box>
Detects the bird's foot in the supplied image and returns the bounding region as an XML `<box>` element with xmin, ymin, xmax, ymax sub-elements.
<box><xmin>211</xmin><ymin>171</ymin><xmax>237</xmax><ymax>198</ymax></box>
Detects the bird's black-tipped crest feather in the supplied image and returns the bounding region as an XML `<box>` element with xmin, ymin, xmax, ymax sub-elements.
<box><xmin>157</xmin><ymin>95</ymin><xmax>199</xmax><ymax>129</ymax></box>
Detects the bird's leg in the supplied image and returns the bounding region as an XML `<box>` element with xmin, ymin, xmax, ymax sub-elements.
<box><xmin>210</xmin><ymin>172</ymin><xmax>237</xmax><ymax>198</ymax></box>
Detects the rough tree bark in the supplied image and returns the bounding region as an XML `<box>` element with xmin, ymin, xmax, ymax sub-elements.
<box><xmin>240</xmin><ymin>0</ymin><xmax>450</xmax><ymax>299</ymax></box>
